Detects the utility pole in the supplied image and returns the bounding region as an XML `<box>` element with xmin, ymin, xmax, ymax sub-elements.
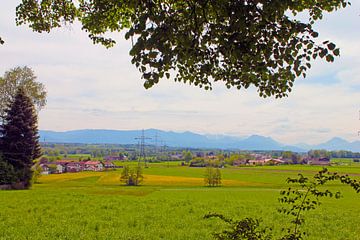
<box><xmin>135</xmin><ymin>129</ymin><xmax>151</xmax><ymax>167</ymax></box>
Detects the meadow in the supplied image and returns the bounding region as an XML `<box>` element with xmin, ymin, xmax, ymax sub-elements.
<box><xmin>0</xmin><ymin>163</ymin><xmax>360</xmax><ymax>240</ymax></box>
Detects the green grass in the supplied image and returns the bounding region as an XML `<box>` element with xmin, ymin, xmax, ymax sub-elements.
<box><xmin>331</xmin><ymin>158</ymin><xmax>360</xmax><ymax>166</ymax></box>
<box><xmin>0</xmin><ymin>164</ymin><xmax>360</xmax><ymax>240</ymax></box>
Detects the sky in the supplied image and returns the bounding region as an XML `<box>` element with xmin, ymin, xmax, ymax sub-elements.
<box><xmin>0</xmin><ymin>1</ymin><xmax>359</xmax><ymax>145</ymax></box>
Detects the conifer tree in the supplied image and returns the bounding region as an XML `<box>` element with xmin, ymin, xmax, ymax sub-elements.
<box><xmin>0</xmin><ymin>88</ymin><xmax>41</xmax><ymax>189</ymax></box>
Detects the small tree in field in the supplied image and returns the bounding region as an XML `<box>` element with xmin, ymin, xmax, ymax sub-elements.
<box><xmin>0</xmin><ymin>88</ymin><xmax>41</xmax><ymax>189</ymax></box>
<box><xmin>205</xmin><ymin>166</ymin><xmax>222</xmax><ymax>187</ymax></box>
<box><xmin>120</xmin><ymin>165</ymin><xmax>144</xmax><ymax>186</ymax></box>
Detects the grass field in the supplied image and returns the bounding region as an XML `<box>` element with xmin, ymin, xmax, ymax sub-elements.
<box><xmin>0</xmin><ymin>164</ymin><xmax>359</xmax><ymax>240</ymax></box>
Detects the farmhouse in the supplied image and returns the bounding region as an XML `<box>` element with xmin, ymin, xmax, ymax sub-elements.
<box><xmin>232</xmin><ymin>159</ymin><xmax>248</xmax><ymax>166</ymax></box>
<box><xmin>103</xmin><ymin>161</ymin><xmax>115</xmax><ymax>168</ymax></box>
<box><xmin>40</xmin><ymin>164</ymin><xmax>50</xmax><ymax>175</ymax></box>
<box><xmin>104</xmin><ymin>156</ymin><xmax>121</xmax><ymax>161</ymax></box>
<box><xmin>248</xmin><ymin>158</ymin><xmax>284</xmax><ymax>166</ymax></box>
<box><xmin>66</xmin><ymin>162</ymin><xmax>84</xmax><ymax>172</ymax></box>
<box><xmin>55</xmin><ymin>163</ymin><xmax>65</xmax><ymax>174</ymax></box>
<box><xmin>248</xmin><ymin>160</ymin><xmax>266</xmax><ymax>165</ymax></box>
<box><xmin>83</xmin><ymin>161</ymin><xmax>104</xmax><ymax>171</ymax></box>
<box><xmin>307</xmin><ymin>157</ymin><xmax>330</xmax><ymax>166</ymax></box>
<box><xmin>265</xmin><ymin>158</ymin><xmax>285</xmax><ymax>165</ymax></box>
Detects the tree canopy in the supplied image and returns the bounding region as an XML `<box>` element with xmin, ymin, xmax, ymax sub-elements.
<box><xmin>0</xmin><ymin>66</ymin><xmax>47</xmax><ymax>119</ymax></box>
<box><xmin>14</xmin><ymin>0</ymin><xmax>350</xmax><ymax>98</ymax></box>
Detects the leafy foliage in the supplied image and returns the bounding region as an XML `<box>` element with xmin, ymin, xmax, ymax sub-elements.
<box><xmin>204</xmin><ymin>166</ymin><xmax>222</xmax><ymax>187</ymax></box>
<box><xmin>120</xmin><ymin>165</ymin><xmax>144</xmax><ymax>186</ymax></box>
<box><xmin>206</xmin><ymin>168</ymin><xmax>360</xmax><ymax>240</ymax></box>
<box><xmin>0</xmin><ymin>66</ymin><xmax>47</xmax><ymax>119</ymax></box>
<box><xmin>0</xmin><ymin>88</ymin><xmax>42</xmax><ymax>189</ymax></box>
<box><xmin>15</xmin><ymin>1</ymin><xmax>350</xmax><ymax>97</ymax></box>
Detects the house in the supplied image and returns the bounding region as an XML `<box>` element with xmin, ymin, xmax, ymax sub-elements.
<box><xmin>248</xmin><ymin>160</ymin><xmax>266</xmax><ymax>166</ymax></box>
<box><xmin>232</xmin><ymin>159</ymin><xmax>248</xmax><ymax>166</ymax></box>
<box><xmin>247</xmin><ymin>158</ymin><xmax>284</xmax><ymax>166</ymax></box>
<box><xmin>66</xmin><ymin>162</ymin><xmax>84</xmax><ymax>172</ymax></box>
<box><xmin>103</xmin><ymin>161</ymin><xmax>115</xmax><ymax>168</ymax></box>
<box><xmin>265</xmin><ymin>158</ymin><xmax>285</xmax><ymax>165</ymax></box>
<box><xmin>55</xmin><ymin>163</ymin><xmax>65</xmax><ymax>174</ymax></box>
<box><xmin>83</xmin><ymin>161</ymin><xmax>103</xmax><ymax>171</ymax></box>
<box><xmin>104</xmin><ymin>155</ymin><xmax>127</xmax><ymax>161</ymax></box>
<box><xmin>307</xmin><ymin>157</ymin><xmax>330</xmax><ymax>166</ymax></box>
<box><xmin>40</xmin><ymin>164</ymin><xmax>50</xmax><ymax>175</ymax></box>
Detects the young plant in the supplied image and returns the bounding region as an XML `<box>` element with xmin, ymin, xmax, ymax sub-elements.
<box><xmin>278</xmin><ymin>168</ymin><xmax>360</xmax><ymax>240</ymax></box>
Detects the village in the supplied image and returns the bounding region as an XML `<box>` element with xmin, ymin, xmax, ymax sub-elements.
<box><xmin>38</xmin><ymin>159</ymin><xmax>117</xmax><ymax>175</ymax></box>
<box><xmin>38</xmin><ymin>150</ymin><xmax>332</xmax><ymax>175</ymax></box>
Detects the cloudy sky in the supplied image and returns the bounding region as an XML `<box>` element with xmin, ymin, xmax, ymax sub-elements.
<box><xmin>1</xmin><ymin>1</ymin><xmax>359</xmax><ymax>145</ymax></box>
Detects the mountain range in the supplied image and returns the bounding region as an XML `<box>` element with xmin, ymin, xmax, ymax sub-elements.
<box><xmin>39</xmin><ymin>129</ymin><xmax>360</xmax><ymax>152</ymax></box>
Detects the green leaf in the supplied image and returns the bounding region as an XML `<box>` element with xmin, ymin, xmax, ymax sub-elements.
<box><xmin>327</xmin><ymin>43</ymin><xmax>336</xmax><ymax>50</ymax></box>
<box><xmin>333</xmin><ymin>48</ymin><xmax>340</xmax><ymax>56</ymax></box>
<box><xmin>326</xmin><ymin>55</ymin><xmax>334</xmax><ymax>62</ymax></box>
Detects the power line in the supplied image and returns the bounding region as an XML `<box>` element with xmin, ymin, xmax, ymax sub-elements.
<box><xmin>135</xmin><ymin>129</ymin><xmax>151</xmax><ymax>167</ymax></box>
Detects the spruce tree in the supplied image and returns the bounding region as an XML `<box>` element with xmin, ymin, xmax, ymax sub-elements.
<box><xmin>0</xmin><ymin>88</ymin><xmax>41</xmax><ymax>189</ymax></box>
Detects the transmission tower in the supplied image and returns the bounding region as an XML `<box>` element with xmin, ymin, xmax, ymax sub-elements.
<box><xmin>135</xmin><ymin>129</ymin><xmax>151</xmax><ymax>167</ymax></box>
<box><xmin>153</xmin><ymin>131</ymin><xmax>160</xmax><ymax>158</ymax></box>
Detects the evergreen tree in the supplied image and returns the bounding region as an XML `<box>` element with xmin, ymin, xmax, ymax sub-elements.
<box><xmin>0</xmin><ymin>88</ymin><xmax>41</xmax><ymax>189</ymax></box>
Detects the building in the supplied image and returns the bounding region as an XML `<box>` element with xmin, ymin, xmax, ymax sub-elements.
<box><xmin>55</xmin><ymin>164</ymin><xmax>65</xmax><ymax>174</ymax></box>
<box><xmin>103</xmin><ymin>161</ymin><xmax>115</xmax><ymax>169</ymax></box>
<box><xmin>83</xmin><ymin>161</ymin><xmax>103</xmax><ymax>171</ymax></box>
<box><xmin>66</xmin><ymin>162</ymin><xmax>84</xmax><ymax>172</ymax></box>
<box><xmin>248</xmin><ymin>158</ymin><xmax>284</xmax><ymax>166</ymax></box>
<box><xmin>40</xmin><ymin>164</ymin><xmax>50</xmax><ymax>175</ymax></box>
<box><xmin>307</xmin><ymin>157</ymin><xmax>330</xmax><ymax>166</ymax></box>
<box><xmin>104</xmin><ymin>155</ymin><xmax>127</xmax><ymax>161</ymax></box>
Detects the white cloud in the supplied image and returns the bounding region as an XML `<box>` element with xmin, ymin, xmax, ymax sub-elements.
<box><xmin>1</xmin><ymin>0</ymin><xmax>360</xmax><ymax>145</ymax></box>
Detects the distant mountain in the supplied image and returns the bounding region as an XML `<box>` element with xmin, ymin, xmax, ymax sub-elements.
<box><xmin>234</xmin><ymin>135</ymin><xmax>282</xmax><ymax>150</ymax></box>
<box><xmin>312</xmin><ymin>137</ymin><xmax>360</xmax><ymax>152</ymax></box>
<box><xmin>39</xmin><ymin>129</ymin><xmax>360</xmax><ymax>152</ymax></box>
